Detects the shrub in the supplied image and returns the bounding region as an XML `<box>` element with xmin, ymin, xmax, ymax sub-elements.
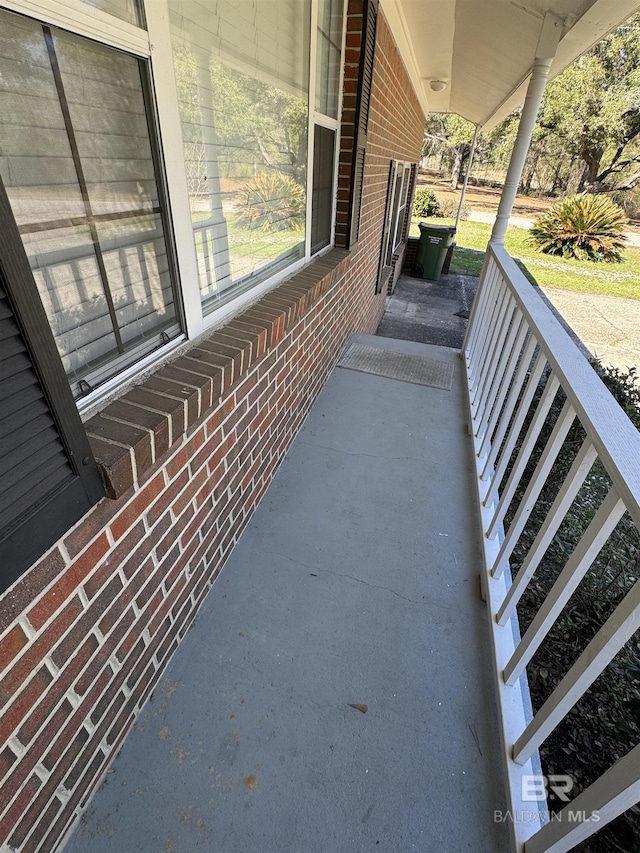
<box><xmin>413</xmin><ymin>188</ymin><xmax>467</xmax><ymax>221</ymax></box>
<box><xmin>591</xmin><ymin>360</ymin><xmax>640</xmax><ymax>428</ymax></box>
<box><xmin>413</xmin><ymin>188</ymin><xmax>441</xmax><ymax>217</ymax></box>
<box><xmin>529</xmin><ymin>193</ymin><xmax>627</xmax><ymax>262</ymax></box>
<box><xmin>437</xmin><ymin>195</ymin><xmax>467</xmax><ymax>220</ymax></box>
<box><xmin>236</xmin><ymin>172</ymin><xmax>305</xmax><ymax>232</ymax></box>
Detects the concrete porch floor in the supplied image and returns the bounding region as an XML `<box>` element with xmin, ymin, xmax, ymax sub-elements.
<box><xmin>64</xmin><ymin>329</ymin><xmax>509</xmax><ymax>852</ymax></box>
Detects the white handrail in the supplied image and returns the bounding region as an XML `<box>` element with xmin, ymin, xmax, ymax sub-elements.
<box><xmin>464</xmin><ymin>241</ymin><xmax>640</xmax><ymax>853</ymax></box>
<box><xmin>490</xmin><ymin>245</ymin><xmax>640</xmax><ymax>531</ymax></box>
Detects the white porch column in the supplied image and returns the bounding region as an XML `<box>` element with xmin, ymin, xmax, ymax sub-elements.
<box><xmin>490</xmin><ymin>13</ymin><xmax>563</xmax><ymax>244</ymax></box>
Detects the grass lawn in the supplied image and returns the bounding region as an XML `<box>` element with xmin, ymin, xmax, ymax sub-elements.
<box><xmin>410</xmin><ymin>218</ymin><xmax>640</xmax><ymax>301</ymax></box>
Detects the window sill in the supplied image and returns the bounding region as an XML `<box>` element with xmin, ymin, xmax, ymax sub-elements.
<box><xmin>85</xmin><ymin>248</ymin><xmax>351</xmax><ymax>499</ymax></box>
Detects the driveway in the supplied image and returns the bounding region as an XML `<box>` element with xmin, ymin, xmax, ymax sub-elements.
<box><xmin>538</xmin><ymin>286</ymin><xmax>640</xmax><ymax>374</ymax></box>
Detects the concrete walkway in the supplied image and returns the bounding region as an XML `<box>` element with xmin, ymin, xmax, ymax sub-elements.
<box><xmin>63</xmin><ymin>334</ymin><xmax>508</xmax><ymax>853</ymax></box>
<box><xmin>377</xmin><ymin>273</ymin><xmax>477</xmax><ymax>350</ymax></box>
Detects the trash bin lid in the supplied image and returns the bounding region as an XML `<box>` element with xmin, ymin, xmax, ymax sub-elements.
<box><xmin>418</xmin><ymin>222</ymin><xmax>456</xmax><ymax>235</ymax></box>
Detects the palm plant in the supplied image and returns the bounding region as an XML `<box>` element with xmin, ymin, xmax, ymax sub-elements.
<box><xmin>236</xmin><ymin>172</ymin><xmax>305</xmax><ymax>232</ymax></box>
<box><xmin>529</xmin><ymin>193</ymin><xmax>627</xmax><ymax>262</ymax></box>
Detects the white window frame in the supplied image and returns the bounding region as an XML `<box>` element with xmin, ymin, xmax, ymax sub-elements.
<box><xmin>148</xmin><ymin>0</ymin><xmax>347</xmax><ymax>337</ymax></box>
<box><xmin>378</xmin><ymin>160</ymin><xmax>413</xmax><ymax>292</ymax></box>
<box><xmin>381</xmin><ymin>161</ymin><xmax>400</xmax><ymax>269</ymax></box>
<box><xmin>383</xmin><ymin>160</ymin><xmax>411</xmax><ymax>266</ymax></box>
<box><xmin>0</xmin><ymin>0</ymin><xmax>191</xmax><ymax>415</ymax></box>
<box><xmin>393</xmin><ymin>163</ymin><xmax>412</xmax><ymax>253</ymax></box>
<box><xmin>1</xmin><ymin>0</ymin><xmax>149</xmax><ymax>54</ymax></box>
<box><xmin>306</xmin><ymin>0</ymin><xmax>347</xmax><ymax>258</ymax></box>
<box><xmin>1</xmin><ymin>0</ymin><xmax>349</xmax><ymax>414</ymax></box>
<box><xmin>144</xmin><ymin>0</ymin><xmax>204</xmax><ymax>340</ymax></box>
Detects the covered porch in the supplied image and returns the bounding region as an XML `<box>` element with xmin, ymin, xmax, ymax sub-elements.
<box><xmin>64</xmin><ymin>328</ymin><xmax>509</xmax><ymax>852</ymax></box>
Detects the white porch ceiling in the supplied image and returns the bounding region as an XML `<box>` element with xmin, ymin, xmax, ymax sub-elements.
<box><xmin>380</xmin><ymin>0</ymin><xmax>640</xmax><ymax>129</ymax></box>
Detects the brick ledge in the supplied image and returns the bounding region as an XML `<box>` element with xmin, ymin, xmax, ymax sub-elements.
<box><xmin>85</xmin><ymin>250</ymin><xmax>351</xmax><ymax>499</ymax></box>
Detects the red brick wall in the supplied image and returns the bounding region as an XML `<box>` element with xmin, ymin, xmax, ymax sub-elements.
<box><xmin>337</xmin><ymin>2</ymin><xmax>423</xmax><ymax>292</ymax></box>
<box><xmin>403</xmin><ymin>236</ymin><xmax>420</xmax><ymax>273</ymax></box>
<box><xmin>0</xmin><ymin>8</ymin><xmax>425</xmax><ymax>852</ymax></box>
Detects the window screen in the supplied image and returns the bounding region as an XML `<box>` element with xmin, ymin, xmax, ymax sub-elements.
<box><xmin>311</xmin><ymin>125</ymin><xmax>336</xmax><ymax>254</ymax></box>
<box><xmin>170</xmin><ymin>0</ymin><xmax>310</xmax><ymax>310</ymax></box>
<box><xmin>0</xmin><ymin>10</ymin><xmax>178</xmax><ymax>399</ymax></box>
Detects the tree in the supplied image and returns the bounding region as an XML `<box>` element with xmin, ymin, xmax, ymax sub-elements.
<box><xmin>422</xmin><ymin>114</ymin><xmax>478</xmax><ymax>188</ymax></box>
<box><xmin>535</xmin><ymin>13</ymin><xmax>640</xmax><ymax>193</ymax></box>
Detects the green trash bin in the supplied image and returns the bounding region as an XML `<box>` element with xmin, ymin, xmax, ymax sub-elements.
<box><xmin>415</xmin><ymin>223</ymin><xmax>456</xmax><ymax>281</ymax></box>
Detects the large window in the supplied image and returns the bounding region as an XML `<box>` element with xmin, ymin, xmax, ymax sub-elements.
<box><xmin>0</xmin><ymin>0</ymin><xmax>347</xmax><ymax>406</ymax></box>
<box><xmin>170</xmin><ymin>0</ymin><xmax>311</xmax><ymax>310</ymax></box>
<box><xmin>383</xmin><ymin>163</ymin><xmax>409</xmax><ymax>267</ymax></box>
<box><xmin>393</xmin><ymin>164</ymin><xmax>412</xmax><ymax>255</ymax></box>
<box><xmin>0</xmin><ymin>8</ymin><xmax>179</xmax><ymax>399</ymax></box>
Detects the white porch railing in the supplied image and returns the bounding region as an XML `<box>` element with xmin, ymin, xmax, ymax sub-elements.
<box><xmin>464</xmin><ymin>243</ymin><xmax>640</xmax><ymax>853</ymax></box>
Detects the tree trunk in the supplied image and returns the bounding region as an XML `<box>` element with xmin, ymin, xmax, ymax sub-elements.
<box><xmin>523</xmin><ymin>150</ymin><xmax>539</xmax><ymax>194</ymax></box>
<box><xmin>450</xmin><ymin>144</ymin><xmax>469</xmax><ymax>189</ymax></box>
<box><xmin>577</xmin><ymin>138</ymin><xmax>603</xmax><ymax>191</ymax></box>
<box><xmin>577</xmin><ymin>163</ymin><xmax>590</xmax><ymax>192</ymax></box>
<box><xmin>550</xmin><ymin>157</ymin><xmax>567</xmax><ymax>194</ymax></box>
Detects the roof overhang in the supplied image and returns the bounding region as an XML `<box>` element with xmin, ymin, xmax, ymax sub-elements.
<box><xmin>380</xmin><ymin>0</ymin><xmax>640</xmax><ymax>130</ymax></box>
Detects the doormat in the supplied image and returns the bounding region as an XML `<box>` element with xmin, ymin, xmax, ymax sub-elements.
<box><xmin>338</xmin><ymin>343</ymin><xmax>454</xmax><ymax>390</ymax></box>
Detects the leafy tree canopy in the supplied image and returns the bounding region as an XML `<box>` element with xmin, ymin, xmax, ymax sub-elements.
<box><xmin>493</xmin><ymin>12</ymin><xmax>640</xmax><ymax>196</ymax></box>
<box><xmin>538</xmin><ymin>14</ymin><xmax>640</xmax><ymax>192</ymax></box>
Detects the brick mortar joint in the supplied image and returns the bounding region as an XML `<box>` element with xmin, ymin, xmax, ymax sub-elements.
<box><xmin>90</xmin><ymin>250</ymin><xmax>352</xmax><ymax>500</ymax></box>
